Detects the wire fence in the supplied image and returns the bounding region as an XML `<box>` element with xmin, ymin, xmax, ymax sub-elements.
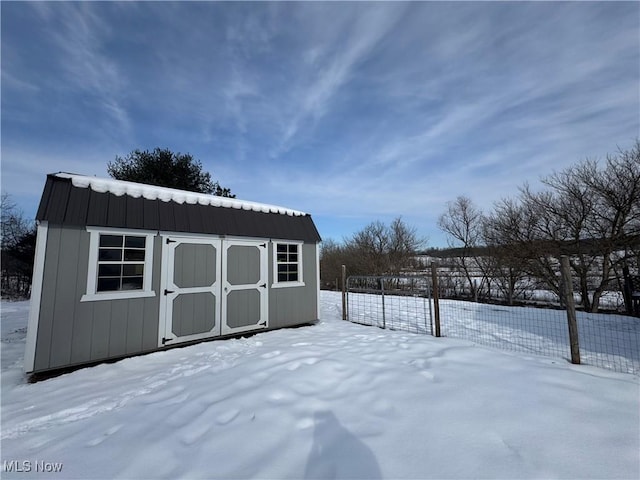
<box><xmin>437</xmin><ymin>300</ymin><xmax>571</xmax><ymax>360</ymax></box>
<box><xmin>345</xmin><ymin>271</ymin><xmax>640</xmax><ymax>375</ymax></box>
<box><xmin>577</xmin><ymin>312</ymin><xmax>639</xmax><ymax>374</ymax></box>
<box><xmin>347</xmin><ymin>276</ymin><xmax>432</xmax><ymax>334</ymax></box>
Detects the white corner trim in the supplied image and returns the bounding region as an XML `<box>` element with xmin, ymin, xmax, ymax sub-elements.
<box><xmin>24</xmin><ymin>221</ymin><xmax>48</xmax><ymax>373</ymax></box>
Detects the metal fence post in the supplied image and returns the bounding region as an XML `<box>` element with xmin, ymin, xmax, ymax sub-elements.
<box><xmin>431</xmin><ymin>263</ymin><xmax>441</xmax><ymax>337</ymax></box>
<box><xmin>425</xmin><ymin>286</ymin><xmax>432</xmax><ymax>334</ymax></box>
<box><xmin>341</xmin><ymin>265</ymin><xmax>347</xmax><ymax>321</ymax></box>
<box><xmin>560</xmin><ymin>256</ymin><xmax>580</xmax><ymax>364</ymax></box>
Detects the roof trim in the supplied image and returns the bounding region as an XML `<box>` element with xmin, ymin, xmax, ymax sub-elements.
<box><xmin>54</xmin><ymin>173</ymin><xmax>307</xmax><ymax>217</ymax></box>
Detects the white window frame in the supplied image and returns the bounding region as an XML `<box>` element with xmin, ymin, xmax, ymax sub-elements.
<box><xmin>272</xmin><ymin>240</ymin><xmax>305</xmax><ymax>288</ymax></box>
<box><xmin>81</xmin><ymin>227</ymin><xmax>156</xmax><ymax>302</ymax></box>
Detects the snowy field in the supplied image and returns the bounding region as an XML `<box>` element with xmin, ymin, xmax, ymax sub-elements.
<box><xmin>347</xmin><ymin>293</ymin><xmax>640</xmax><ymax>374</ymax></box>
<box><xmin>1</xmin><ymin>291</ymin><xmax>639</xmax><ymax>479</ymax></box>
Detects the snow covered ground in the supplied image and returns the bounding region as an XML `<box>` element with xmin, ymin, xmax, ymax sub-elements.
<box><xmin>1</xmin><ymin>291</ymin><xmax>639</xmax><ymax>479</ymax></box>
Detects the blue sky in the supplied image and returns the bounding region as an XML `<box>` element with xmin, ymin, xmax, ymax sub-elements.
<box><xmin>2</xmin><ymin>1</ymin><xmax>638</xmax><ymax>247</ymax></box>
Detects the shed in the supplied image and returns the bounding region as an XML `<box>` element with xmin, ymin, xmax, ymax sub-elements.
<box><xmin>25</xmin><ymin>173</ymin><xmax>322</xmax><ymax>374</ymax></box>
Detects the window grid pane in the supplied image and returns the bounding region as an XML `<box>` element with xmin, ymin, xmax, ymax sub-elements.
<box><xmin>121</xmin><ymin>277</ymin><xmax>144</xmax><ymax>290</ymax></box>
<box><xmin>99</xmin><ymin>249</ymin><xmax>123</xmax><ymax>261</ymax></box>
<box><xmin>98</xmin><ymin>264</ymin><xmax>122</xmax><ymax>277</ymax></box>
<box><xmin>124</xmin><ymin>249</ymin><xmax>145</xmax><ymax>261</ymax></box>
<box><xmin>97</xmin><ymin>277</ymin><xmax>121</xmax><ymax>292</ymax></box>
<box><xmin>99</xmin><ymin>235</ymin><xmax>124</xmax><ymax>247</ymax></box>
<box><xmin>125</xmin><ymin>236</ymin><xmax>145</xmax><ymax>248</ymax></box>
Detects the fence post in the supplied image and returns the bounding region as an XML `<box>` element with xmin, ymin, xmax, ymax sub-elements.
<box><xmin>431</xmin><ymin>263</ymin><xmax>441</xmax><ymax>337</ymax></box>
<box><xmin>560</xmin><ymin>256</ymin><xmax>580</xmax><ymax>364</ymax></box>
<box><xmin>381</xmin><ymin>279</ymin><xmax>386</xmax><ymax>329</ymax></box>
<box><xmin>622</xmin><ymin>264</ymin><xmax>633</xmax><ymax>315</ymax></box>
<box><xmin>341</xmin><ymin>265</ymin><xmax>347</xmax><ymax>321</ymax></box>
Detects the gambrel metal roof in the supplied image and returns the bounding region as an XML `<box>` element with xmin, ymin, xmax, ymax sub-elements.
<box><xmin>36</xmin><ymin>173</ymin><xmax>322</xmax><ymax>242</ymax></box>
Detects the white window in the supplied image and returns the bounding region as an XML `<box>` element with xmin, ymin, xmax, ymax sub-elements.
<box><xmin>272</xmin><ymin>241</ymin><xmax>304</xmax><ymax>288</ymax></box>
<box><xmin>81</xmin><ymin>228</ymin><xmax>156</xmax><ymax>302</ymax></box>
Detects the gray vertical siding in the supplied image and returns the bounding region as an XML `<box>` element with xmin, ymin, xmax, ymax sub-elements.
<box><xmin>32</xmin><ymin>227</ymin><xmax>318</xmax><ymax>373</ymax></box>
<box><xmin>34</xmin><ymin>226</ymin><xmax>161</xmax><ymax>372</ymax></box>
<box><xmin>70</xmin><ymin>230</ymin><xmax>91</xmax><ymax>363</ymax></box>
<box><xmin>125</xmin><ymin>301</ymin><xmax>144</xmax><ymax>355</ymax></box>
<box><xmin>34</xmin><ymin>226</ymin><xmax>62</xmax><ymax>369</ymax></box>
<box><xmin>268</xmin><ymin>243</ymin><xmax>319</xmax><ymax>328</ymax></box>
<box><xmin>141</xmin><ymin>237</ymin><xmax>162</xmax><ymax>351</ymax></box>
<box><xmin>90</xmin><ymin>302</ymin><xmax>111</xmax><ymax>361</ymax></box>
<box><xmin>48</xmin><ymin>226</ymin><xmax>82</xmax><ymax>367</ymax></box>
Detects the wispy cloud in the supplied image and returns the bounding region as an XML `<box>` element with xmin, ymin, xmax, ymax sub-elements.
<box><xmin>1</xmin><ymin>70</ymin><xmax>39</xmax><ymax>93</ymax></box>
<box><xmin>2</xmin><ymin>2</ymin><xmax>637</xmax><ymax>245</ymax></box>
<box><xmin>31</xmin><ymin>2</ymin><xmax>132</xmax><ymax>141</ymax></box>
<box><xmin>271</xmin><ymin>4</ymin><xmax>409</xmax><ymax>156</ymax></box>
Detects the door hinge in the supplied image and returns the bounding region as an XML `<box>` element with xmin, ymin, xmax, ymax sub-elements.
<box><xmin>166</xmin><ymin>238</ymin><xmax>176</xmax><ymax>244</ymax></box>
<box><xmin>164</xmin><ymin>289</ymin><xmax>175</xmax><ymax>295</ymax></box>
<box><xmin>260</xmin><ymin>283</ymin><xmax>267</xmax><ymax>288</ymax></box>
<box><xmin>260</xmin><ymin>243</ymin><xmax>266</xmax><ymax>248</ymax></box>
<box><xmin>162</xmin><ymin>337</ymin><xmax>173</xmax><ymax>345</ymax></box>
<box><xmin>259</xmin><ymin>321</ymin><xmax>267</xmax><ymax>327</ymax></box>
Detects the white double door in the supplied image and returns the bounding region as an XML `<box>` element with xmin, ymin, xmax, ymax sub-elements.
<box><xmin>159</xmin><ymin>235</ymin><xmax>268</xmax><ymax>347</ymax></box>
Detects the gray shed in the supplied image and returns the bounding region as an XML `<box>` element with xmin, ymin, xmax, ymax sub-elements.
<box><xmin>25</xmin><ymin>173</ymin><xmax>322</xmax><ymax>374</ymax></box>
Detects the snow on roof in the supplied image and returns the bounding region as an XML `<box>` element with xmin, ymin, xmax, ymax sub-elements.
<box><xmin>55</xmin><ymin>173</ymin><xmax>307</xmax><ymax>217</ymax></box>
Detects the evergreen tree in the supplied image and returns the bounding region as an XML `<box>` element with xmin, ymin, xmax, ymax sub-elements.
<box><xmin>107</xmin><ymin>148</ymin><xmax>234</xmax><ymax>197</ymax></box>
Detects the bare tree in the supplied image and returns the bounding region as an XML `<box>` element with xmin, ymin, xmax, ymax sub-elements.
<box><xmin>1</xmin><ymin>194</ymin><xmax>31</xmax><ymax>248</ymax></box>
<box><xmin>483</xmin><ymin>142</ymin><xmax>640</xmax><ymax>312</ymax></box>
<box><xmin>319</xmin><ymin>239</ymin><xmax>347</xmax><ymax>290</ymax></box>
<box><xmin>577</xmin><ymin>143</ymin><xmax>640</xmax><ymax>310</ymax></box>
<box><xmin>344</xmin><ymin>218</ymin><xmax>425</xmax><ymax>276</ymax></box>
<box><xmin>388</xmin><ymin>217</ymin><xmax>425</xmax><ymax>273</ymax></box>
<box><xmin>532</xmin><ymin>166</ymin><xmax>598</xmax><ymax>310</ymax></box>
<box><xmin>347</xmin><ymin>220</ymin><xmax>390</xmax><ymax>275</ymax></box>
<box><xmin>484</xmin><ymin>196</ymin><xmax>563</xmax><ymax>302</ymax></box>
<box><xmin>438</xmin><ymin>196</ymin><xmax>484</xmax><ymax>299</ymax></box>
<box><xmin>1</xmin><ymin>194</ymin><xmax>36</xmax><ymax>298</ymax></box>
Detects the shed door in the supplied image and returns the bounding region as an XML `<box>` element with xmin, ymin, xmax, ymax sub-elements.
<box><xmin>221</xmin><ymin>239</ymin><xmax>268</xmax><ymax>335</ymax></box>
<box><xmin>161</xmin><ymin>237</ymin><xmax>222</xmax><ymax>346</ymax></box>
